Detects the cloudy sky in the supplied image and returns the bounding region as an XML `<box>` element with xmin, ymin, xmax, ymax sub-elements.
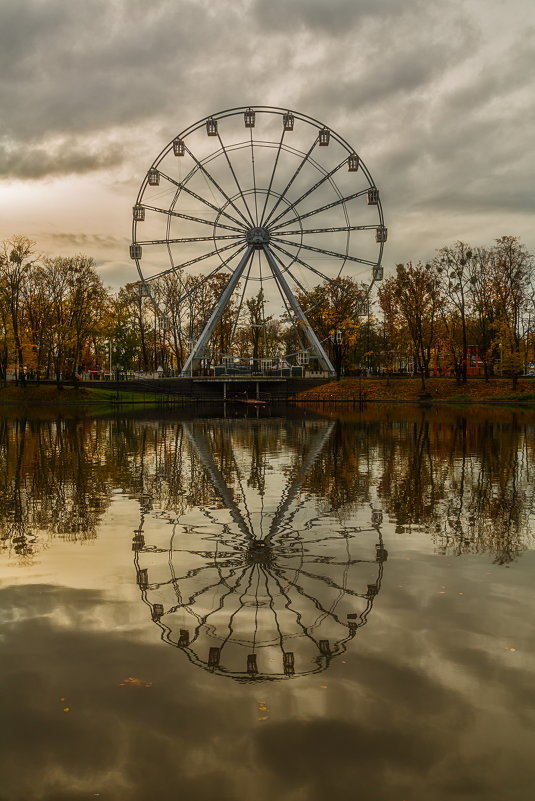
<box><xmin>0</xmin><ymin>0</ymin><xmax>533</xmax><ymax>291</ymax></box>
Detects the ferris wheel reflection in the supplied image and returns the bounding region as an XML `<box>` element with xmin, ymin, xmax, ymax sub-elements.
<box><xmin>133</xmin><ymin>419</ymin><xmax>387</xmax><ymax>681</ymax></box>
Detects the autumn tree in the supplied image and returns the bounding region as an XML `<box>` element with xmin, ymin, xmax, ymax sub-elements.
<box><xmin>486</xmin><ymin>237</ymin><xmax>533</xmax><ymax>388</ymax></box>
<box><xmin>29</xmin><ymin>255</ymin><xmax>108</xmax><ymax>385</ymax></box>
<box><xmin>378</xmin><ymin>263</ymin><xmax>441</xmax><ymax>391</ymax></box>
<box><xmin>434</xmin><ymin>242</ymin><xmax>474</xmax><ymax>382</ymax></box>
<box><xmin>296</xmin><ymin>277</ymin><xmax>366</xmax><ymax>378</ymax></box>
<box><xmin>0</xmin><ymin>236</ymin><xmax>37</xmax><ymax>385</ymax></box>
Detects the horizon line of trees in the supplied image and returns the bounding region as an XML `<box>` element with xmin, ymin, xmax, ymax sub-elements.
<box><xmin>1</xmin><ymin>234</ymin><xmax>533</xmax><ymax>387</ymax></box>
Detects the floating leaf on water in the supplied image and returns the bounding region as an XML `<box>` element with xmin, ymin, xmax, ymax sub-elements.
<box><xmin>118</xmin><ymin>676</ymin><xmax>153</xmax><ymax>688</ymax></box>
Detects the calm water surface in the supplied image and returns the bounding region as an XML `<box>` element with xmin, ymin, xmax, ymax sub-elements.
<box><xmin>1</xmin><ymin>406</ymin><xmax>534</xmax><ymax>801</ymax></box>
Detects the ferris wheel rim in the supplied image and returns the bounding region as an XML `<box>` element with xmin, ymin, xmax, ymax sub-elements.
<box><xmin>130</xmin><ymin>105</ymin><xmax>386</xmax><ymax>367</ymax></box>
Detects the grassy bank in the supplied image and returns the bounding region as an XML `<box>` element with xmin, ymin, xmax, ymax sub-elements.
<box><xmin>295</xmin><ymin>377</ymin><xmax>535</xmax><ymax>404</ymax></box>
<box><xmin>0</xmin><ymin>384</ymin><xmax>186</xmax><ymax>406</ymax></box>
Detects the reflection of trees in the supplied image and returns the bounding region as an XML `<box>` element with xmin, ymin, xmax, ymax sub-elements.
<box><xmin>303</xmin><ymin>420</ymin><xmax>374</xmax><ymax>518</ymax></box>
<box><xmin>0</xmin><ymin>418</ymin><xmax>111</xmax><ymax>560</ymax></box>
<box><xmin>377</xmin><ymin>412</ymin><xmax>535</xmax><ymax>563</ymax></box>
<box><xmin>0</xmin><ymin>408</ymin><xmax>532</xmax><ymax>570</ymax></box>
<box><xmin>133</xmin><ymin>420</ymin><xmax>387</xmax><ymax>681</ymax></box>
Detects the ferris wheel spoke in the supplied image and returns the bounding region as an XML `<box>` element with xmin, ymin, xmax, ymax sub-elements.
<box><xmin>275</xmin><ymin>224</ymin><xmax>378</xmax><ymax>236</ymax></box>
<box><xmin>142</xmin><ymin>204</ymin><xmax>244</xmax><ymax>234</ymax></box>
<box><xmin>269</xmin><ymin>248</ymin><xmax>308</xmax><ymax>294</ymax></box>
<box><xmin>262</xmin><ymin>136</ymin><xmax>319</xmax><ymax>227</ymax></box>
<box><xmin>293</xmin><ymin>566</ymin><xmax>367</xmax><ymax>599</ymax></box>
<box><xmin>249</xmin><ymin>128</ymin><xmax>259</xmax><ymax>223</ymax></box>
<box><xmin>269</xmin><ymin>572</ymin><xmax>325</xmax><ymax>649</ymax></box>
<box><xmin>215</xmin><ymin>131</ymin><xmax>256</xmax><ymax>226</ymax></box>
<box><xmin>272</xmin><ymin>236</ymin><xmax>376</xmax><ymax>267</ymax></box>
<box><xmin>171</xmin><ymin>253</ymin><xmax>244</xmax><ymax>307</ymax></box>
<box><xmin>267</xmin><ymin>159</ymin><xmax>346</xmax><ymax>228</ymax></box>
<box><xmin>198</xmin><ymin>566</ymin><xmax>251</xmax><ymax>626</ymax></box>
<box><xmin>260</xmin><ymin>567</ymin><xmax>286</xmax><ymax>651</ymax></box>
<box><xmin>259</xmin><ymin>127</ymin><xmax>286</xmax><ymax>226</ymax></box>
<box><xmin>182</xmin><ymin>144</ymin><xmax>253</xmax><ymax>229</ymax></box>
<box><xmin>137</xmin><ymin>234</ymin><xmax>243</xmax><ymax>246</ymax></box>
<box><xmin>147</xmin><ymin>242</ymin><xmax>246</xmax><ymax>284</ymax></box>
<box><xmin>158</xmin><ymin>170</ymin><xmax>248</xmax><ymax>230</ymax></box>
<box><xmin>270</xmin><ymin>188</ymin><xmax>370</xmax><ymax>232</ymax></box>
<box><xmin>273</xmin><ymin>569</ymin><xmax>347</xmax><ymax>627</ymax></box>
<box><xmin>270</xmin><ymin>242</ymin><xmax>337</xmax><ymax>285</ymax></box>
<box><xmin>217</xmin><ymin>568</ymin><xmax>257</xmax><ymax>653</ymax></box>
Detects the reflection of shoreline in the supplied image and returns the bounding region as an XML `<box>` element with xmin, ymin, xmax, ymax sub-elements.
<box><xmin>133</xmin><ymin>419</ymin><xmax>387</xmax><ymax>681</ymax></box>
<box><xmin>297</xmin><ymin>401</ymin><xmax>535</xmax><ymax>425</ymax></box>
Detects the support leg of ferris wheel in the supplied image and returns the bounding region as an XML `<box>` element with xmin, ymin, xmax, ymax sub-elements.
<box><xmin>180</xmin><ymin>245</ymin><xmax>254</xmax><ymax>377</ymax></box>
<box><xmin>262</xmin><ymin>244</ymin><xmax>336</xmax><ymax>377</ymax></box>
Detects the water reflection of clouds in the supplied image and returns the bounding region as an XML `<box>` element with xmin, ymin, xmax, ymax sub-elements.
<box><xmin>1</xmin><ymin>578</ymin><xmax>534</xmax><ymax>801</ymax></box>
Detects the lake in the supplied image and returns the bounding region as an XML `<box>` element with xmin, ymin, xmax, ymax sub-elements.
<box><xmin>1</xmin><ymin>404</ymin><xmax>534</xmax><ymax>801</ymax></box>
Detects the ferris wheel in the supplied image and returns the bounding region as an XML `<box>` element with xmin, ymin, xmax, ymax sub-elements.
<box><xmin>130</xmin><ymin>106</ymin><xmax>386</xmax><ymax>376</ymax></box>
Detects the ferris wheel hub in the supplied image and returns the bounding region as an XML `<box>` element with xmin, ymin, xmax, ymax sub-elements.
<box><xmin>246</xmin><ymin>226</ymin><xmax>271</xmax><ymax>248</ymax></box>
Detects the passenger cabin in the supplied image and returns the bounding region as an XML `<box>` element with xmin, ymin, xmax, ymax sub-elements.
<box><xmin>376</xmin><ymin>226</ymin><xmax>388</xmax><ymax>242</ymax></box>
<box><xmin>283</xmin><ymin>652</ymin><xmax>295</xmax><ymax>676</ymax></box>
<box><xmin>373</xmin><ymin>266</ymin><xmax>384</xmax><ymax>281</ymax></box>
<box><xmin>283</xmin><ymin>112</ymin><xmax>294</xmax><ymax>131</ymax></box>
<box><xmin>319</xmin><ymin>127</ymin><xmax>330</xmax><ymax>146</ymax></box>
<box><xmin>147</xmin><ymin>168</ymin><xmax>160</xmax><ymax>186</ymax></box>
<box><xmin>206</xmin><ymin>117</ymin><xmax>218</xmax><ymax>136</ymax></box>
<box><xmin>367</xmin><ymin>188</ymin><xmax>379</xmax><ymax>205</ymax></box>
<box><xmin>173</xmin><ymin>137</ymin><xmax>185</xmax><ymax>156</ymax></box>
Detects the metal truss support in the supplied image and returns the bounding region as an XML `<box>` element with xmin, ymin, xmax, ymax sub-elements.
<box><xmin>262</xmin><ymin>245</ymin><xmax>336</xmax><ymax>376</ymax></box>
<box><xmin>180</xmin><ymin>246</ymin><xmax>254</xmax><ymax>376</ymax></box>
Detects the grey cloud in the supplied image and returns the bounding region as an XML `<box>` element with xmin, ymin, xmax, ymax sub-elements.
<box><xmin>0</xmin><ymin>136</ymin><xmax>124</xmax><ymax>178</ymax></box>
<box><xmin>250</xmin><ymin>0</ymin><xmax>427</xmax><ymax>35</ymax></box>
<box><xmin>0</xmin><ymin>0</ymin><xmax>244</xmax><ymax>144</ymax></box>
<box><xmin>0</xmin><ymin>0</ymin><xmax>533</xmax><ymax>264</ymax></box>
<box><xmin>46</xmin><ymin>232</ymin><xmax>126</xmax><ymax>249</ymax></box>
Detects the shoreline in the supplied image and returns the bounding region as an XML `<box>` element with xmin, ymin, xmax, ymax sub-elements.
<box><xmin>1</xmin><ymin>377</ymin><xmax>534</xmax><ymax>408</ymax></box>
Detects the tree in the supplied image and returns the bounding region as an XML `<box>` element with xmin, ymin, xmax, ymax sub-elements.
<box><xmin>296</xmin><ymin>277</ymin><xmax>366</xmax><ymax>378</ymax></box>
<box><xmin>434</xmin><ymin>242</ymin><xmax>474</xmax><ymax>382</ymax></box>
<box><xmin>30</xmin><ymin>255</ymin><xmax>108</xmax><ymax>385</ymax></box>
<box><xmin>487</xmin><ymin>237</ymin><xmax>533</xmax><ymax>389</ymax></box>
<box><xmin>378</xmin><ymin>263</ymin><xmax>441</xmax><ymax>391</ymax></box>
<box><xmin>0</xmin><ymin>236</ymin><xmax>37</xmax><ymax>385</ymax></box>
